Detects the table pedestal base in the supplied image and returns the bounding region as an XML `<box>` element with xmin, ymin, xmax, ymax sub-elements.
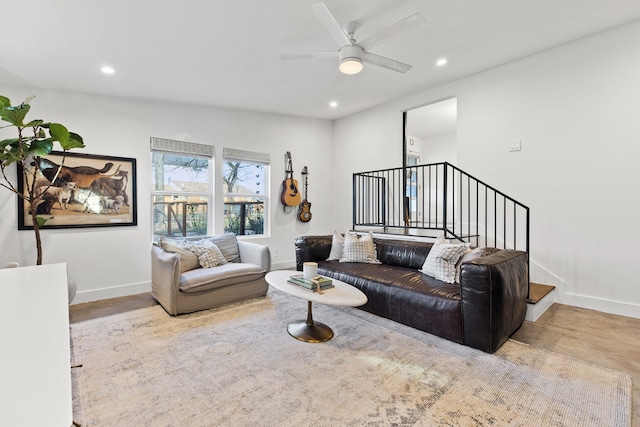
<box><xmin>287</xmin><ymin>300</ymin><xmax>334</xmax><ymax>343</ymax></box>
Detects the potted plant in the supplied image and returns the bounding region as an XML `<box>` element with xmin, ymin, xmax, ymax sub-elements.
<box><xmin>0</xmin><ymin>95</ymin><xmax>85</xmax><ymax>265</ymax></box>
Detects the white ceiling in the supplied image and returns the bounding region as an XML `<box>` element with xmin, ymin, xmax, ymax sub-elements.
<box><xmin>2</xmin><ymin>1</ymin><xmax>640</xmax><ymax>120</ymax></box>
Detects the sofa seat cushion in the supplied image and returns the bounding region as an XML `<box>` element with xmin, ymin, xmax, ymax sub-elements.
<box><xmin>179</xmin><ymin>263</ymin><xmax>266</xmax><ymax>293</ymax></box>
<box><xmin>318</xmin><ymin>261</ymin><xmax>461</xmax><ymax>299</ymax></box>
<box><xmin>317</xmin><ymin>260</ymin><xmax>463</xmax><ymax>343</ymax></box>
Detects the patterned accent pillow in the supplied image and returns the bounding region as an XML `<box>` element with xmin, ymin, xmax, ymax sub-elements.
<box><xmin>326</xmin><ymin>230</ymin><xmax>345</xmax><ymax>261</ymax></box>
<box><xmin>185</xmin><ymin>243</ymin><xmax>228</xmax><ymax>269</ymax></box>
<box><xmin>420</xmin><ymin>237</ymin><xmax>470</xmax><ymax>283</ymax></box>
<box><xmin>340</xmin><ymin>231</ymin><xmax>381</xmax><ymax>264</ymax></box>
<box><xmin>160</xmin><ymin>239</ymin><xmax>200</xmax><ymax>274</ymax></box>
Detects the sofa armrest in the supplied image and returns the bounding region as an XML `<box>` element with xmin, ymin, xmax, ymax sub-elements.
<box><xmin>294</xmin><ymin>235</ymin><xmax>333</xmax><ymax>271</ymax></box>
<box><xmin>238</xmin><ymin>241</ymin><xmax>271</xmax><ymax>271</ymax></box>
<box><xmin>459</xmin><ymin>249</ymin><xmax>529</xmax><ymax>353</ymax></box>
<box><xmin>151</xmin><ymin>244</ymin><xmax>181</xmax><ymax>315</ymax></box>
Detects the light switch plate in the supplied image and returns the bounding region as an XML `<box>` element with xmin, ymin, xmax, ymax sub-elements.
<box><xmin>509</xmin><ymin>141</ymin><xmax>522</xmax><ymax>152</ymax></box>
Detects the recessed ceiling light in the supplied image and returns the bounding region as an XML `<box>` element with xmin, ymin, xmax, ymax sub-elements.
<box><xmin>101</xmin><ymin>66</ymin><xmax>115</xmax><ymax>74</ymax></box>
<box><xmin>329</xmin><ymin>101</ymin><xmax>338</xmax><ymax>108</ymax></box>
<box><xmin>436</xmin><ymin>58</ymin><xmax>448</xmax><ymax>67</ymax></box>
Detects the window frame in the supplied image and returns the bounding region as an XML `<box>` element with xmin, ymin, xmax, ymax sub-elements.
<box><xmin>222</xmin><ymin>148</ymin><xmax>270</xmax><ymax>238</ymax></box>
<box><xmin>150</xmin><ymin>137</ymin><xmax>215</xmax><ymax>241</ymax></box>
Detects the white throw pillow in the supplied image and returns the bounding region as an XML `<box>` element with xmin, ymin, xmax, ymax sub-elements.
<box><xmin>327</xmin><ymin>231</ymin><xmax>345</xmax><ymax>261</ymax></box>
<box><xmin>420</xmin><ymin>238</ymin><xmax>470</xmax><ymax>283</ymax></box>
<box><xmin>340</xmin><ymin>231</ymin><xmax>381</xmax><ymax>264</ymax></box>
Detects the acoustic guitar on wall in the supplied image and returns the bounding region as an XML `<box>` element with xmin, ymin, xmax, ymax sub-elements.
<box><xmin>298</xmin><ymin>166</ymin><xmax>312</xmax><ymax>222</ymax></box>
<box><xmin>281</xmin><ymin>151</ymin><xmax>302</xmax><ymax>207</ymax></box>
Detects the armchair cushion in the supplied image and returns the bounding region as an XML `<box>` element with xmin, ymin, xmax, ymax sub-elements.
<box><xmin>199</xmin><ymin>234</ymin><xmax>240</xmax><ymax>263</ymax></box>
<box><xmin>179</xmin><ymin>262</ymin><xmax>266</xmax><ymax>293</ymax></box>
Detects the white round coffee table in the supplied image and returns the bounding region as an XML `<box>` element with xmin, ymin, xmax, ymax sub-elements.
<box><xmin>266</xmin><ymin>270</ymin><xmax>367</xmax><ymax>343</ymax></box>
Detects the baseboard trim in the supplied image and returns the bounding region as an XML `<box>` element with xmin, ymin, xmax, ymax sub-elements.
<box><xmin>559</xmin><ymin>292</ymin><xmax>640</xmax><ymax>319</ymax></box>
<box><xmin>272</xmin><ymin>260</ymin><xmax>296</xmax><ymax>271</ymax></box>
<box><xmin>72</xmin><ymin>281</ymin><xmax>152</xmax><ymax>305</ymax></box>
<box><xmin>72</xmin><ymin>262</ymin><xmax>298</xmax><ymax>305</ymax></box>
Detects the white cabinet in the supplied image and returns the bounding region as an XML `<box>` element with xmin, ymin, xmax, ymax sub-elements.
<box><xmin>0</xmin><ymin>263</ymin><xmax>73</xmax><ymax>427</ymax></box>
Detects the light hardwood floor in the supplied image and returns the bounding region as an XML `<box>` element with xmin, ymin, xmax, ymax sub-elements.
<box><xmin>70</xmin><ymin>295</ymin><xmax>640</xmax><ymax>426</ymax></box>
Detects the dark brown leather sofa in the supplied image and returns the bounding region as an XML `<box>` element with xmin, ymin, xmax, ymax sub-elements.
<box><xmin>294</xmin><ymin>235</ymin><xmax>529</xmax><ymax>353</ymax></box>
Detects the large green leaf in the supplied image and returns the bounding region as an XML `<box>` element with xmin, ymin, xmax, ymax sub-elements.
<box><xmin>0</xmin><ymin>96</ymin><xmax>9</xmax><ymax>109</ymax></box>
<box><xmin>0</xmin><ymin>103</ymin><xmax>30</xmax><ymax>126</ymax></box>
<box><xmin>24</xmin><ymin>119</ymin><xmax>44</xmax><ymax>128</ymax></box>
<box><xmin>48</xmin><ymin>123</ymin><xmax>69</xmax><ymax>144</ymax></box>
<box><xmin>0</xmin><ymin>139</ymin><xmax>20</xmax><ymax>164</ymax></box>
<box><xmin>3</xmin><ymin>146</ymin><xmax>23</xmax><ymax>164</ymax></box>
<box><xmin>0</xmin><ymin>138</ymin><xmax>19</xmax><ymax>148</ymax></box>
<box><xmin>29</xmin><ymin>139</ymin><xmax>54</xmax><ymax>156</ymax></box>
<box><xmin>63</xmin><ymin>132</ymin><xmax>85</xmax><ymax>150</ymax></box>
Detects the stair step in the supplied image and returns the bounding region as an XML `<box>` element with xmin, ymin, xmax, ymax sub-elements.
<box><xmin>527</xmin><ymin>283</ymin><xmax>556</xmax><ymax>304</ymax></box>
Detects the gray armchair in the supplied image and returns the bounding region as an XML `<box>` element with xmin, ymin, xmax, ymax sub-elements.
<box><xmin>151</xmin><ymin>235</ymin><xmax>271</xmax><ymax>315</ymax></box>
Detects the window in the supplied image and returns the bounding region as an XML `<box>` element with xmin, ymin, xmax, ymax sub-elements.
<box><xmin>222</xmin><ymin>148</ymin><xmax>269</xmax><ymax>236</ymax></box>
<box><xmin>151</xmin><ymin>137</ymin><xmax>214</xmax><ymax>241</ymax></box>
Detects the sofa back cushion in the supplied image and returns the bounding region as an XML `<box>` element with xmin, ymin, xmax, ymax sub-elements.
<box><xmin>373</xmin><ymin>238</ymin><xmax>432</xmax><ymax>270</ymax></box>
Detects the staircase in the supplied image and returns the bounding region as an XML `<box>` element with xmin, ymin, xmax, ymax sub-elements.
<box><xmin>352</xmin><ymin>162</ymin><xmax>555</xmax><ymax>321</ymax></box>
<box><xmin>352</xmin><ymin>162</ymin><xmax>529</xmax><ymax>251</ymax></box>
<box><xmin>526</xmin><ymin>283</ymin><xmax>556</xmax><ymax>322</ymax></box>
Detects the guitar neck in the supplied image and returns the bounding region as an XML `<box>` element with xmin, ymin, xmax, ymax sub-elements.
<box><xmin>285</xmin><ymin>152</ymin><xmax>294</xmax><ymax>176</ymax></box>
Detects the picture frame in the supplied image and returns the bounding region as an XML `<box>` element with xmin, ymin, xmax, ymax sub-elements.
<box><xmin>17</xmin><ymin>151</ymin><xmax>137</xmax><ymax>230</ymax></box>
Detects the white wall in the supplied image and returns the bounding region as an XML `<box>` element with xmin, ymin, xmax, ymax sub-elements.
<box><xmin>420</xmin><ymin>132</ymin><xmax>457</xmax><ymax>164</ymax></box>
<box><xmin>0</xmin><ymin>86</ymin><xmax>334</xmax><ymax>303</ymax></box>
<box><xmin>333</xmin><ymin>20</ymin><xmax>640</xmax><ymax>318</ymax></box>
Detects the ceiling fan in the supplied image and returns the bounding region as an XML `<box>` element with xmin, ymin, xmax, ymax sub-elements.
<box><xmin>280</xmin><ymin>2</ymin><xmax>425</xmax><ymax>79</ymax></box>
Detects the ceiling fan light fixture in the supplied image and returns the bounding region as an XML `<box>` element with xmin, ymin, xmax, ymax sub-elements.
<box><xmin>338</xmin><ymin>45</ymin><xmax>364</xmax><ymax>75</ymax></box>
<box><xmin>339</xmin><ymin>57</ymin><xmax>363</xmax><ymax>75</ymax></box>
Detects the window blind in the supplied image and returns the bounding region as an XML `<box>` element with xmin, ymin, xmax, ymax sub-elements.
<box><xmin>150</xmin><ymin>137</ymin><xmax>215</xmax><ymax>158</ymax></box>
<box><xmin>223</xmin><ymin>147</ymin><xmax>270</xmax><ymax>164</ymax></box>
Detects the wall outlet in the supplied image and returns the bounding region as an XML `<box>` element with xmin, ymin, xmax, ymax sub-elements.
<box><xmin>509</xmin><ymin>140</ymin><xmax>522</xmax><ymax>152</ymax></box>
<box><xmin>273</xmin><ymin>248</ymin><xmax>279</xmax><ymax>257</ymax></box>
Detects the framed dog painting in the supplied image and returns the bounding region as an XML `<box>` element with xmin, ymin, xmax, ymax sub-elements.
<box><xmin>17</xmin><ymin>151</ymin><xmax>137</xmax><ymax>229</ymax></box>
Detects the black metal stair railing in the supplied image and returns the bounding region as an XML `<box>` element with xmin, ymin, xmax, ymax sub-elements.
<box><xmin>352</xmin><ymin>162</ymin><xmax>529</xmax><ymax>254</ymax></box>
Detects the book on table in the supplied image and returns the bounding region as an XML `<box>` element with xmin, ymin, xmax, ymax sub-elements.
<box><xmin>288</xmin><ymin>274</ymin><xmax>334</xmax><ymax>291</ymax></box>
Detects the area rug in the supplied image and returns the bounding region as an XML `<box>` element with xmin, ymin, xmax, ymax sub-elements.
<box><xmin>70</xmin><ymin>291</ymin><xmax>631</xmax><ymax>426</ymax></box>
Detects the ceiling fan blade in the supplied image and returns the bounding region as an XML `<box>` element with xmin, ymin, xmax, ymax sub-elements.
<box><xmin>363</xmin><ymin>52</ymin><xmax>413</xmax><ymax>73</ymax></box>
<box><xmin>359</xmin><ymin>13</ymin><xmax>426</xmax><ymax>50</ymax></box>
<box><xmin>310</xmin><ymin>2</ymin><xmax>352</xmax><ymax>47</ymax></box>
<box><xmin>280</xmin><ymin>51</ymin><xmax>337</xmax><ymax>60</ymax></box>
<box><xmin>332</xmin><ymin>70</ymin><xmax>346</xmax><ymax>86</ymax></box>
